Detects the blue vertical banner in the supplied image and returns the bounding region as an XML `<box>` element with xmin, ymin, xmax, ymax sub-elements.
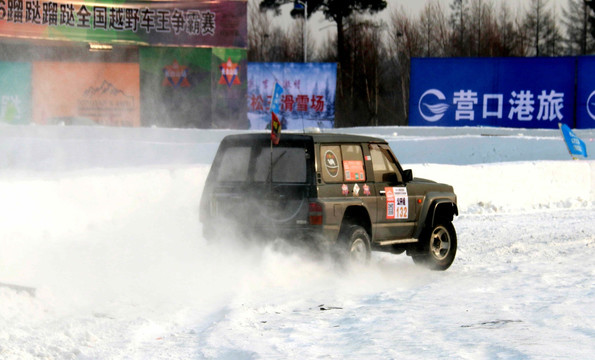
<box><xmin>247</xmin><ymin>63</ymin><xmax>337</xmax><ymax>130</ymax></box>
<box><xmin>409</xmin><ymin>57</ymin><xmax>576</xmax><ymax>129</ymax></box>
<box><xmin>270</xmin><ymin>82</ymin><xmax>284</xmax><ymax>115</ymax></box>
<box><xmin>559</xmin><ymin>123</ymin><xmax>588</xmax><ymax>158</ymax></box>
<box><xmin>576</xmin><ymin>57</ymin><xmax>595</xmax><ymax>129</ymax></box>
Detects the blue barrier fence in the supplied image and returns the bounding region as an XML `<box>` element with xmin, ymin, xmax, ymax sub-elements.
<box><xmin>409</xmin><ymin>57</ymin><xmax>595</xmax><ymax>129</ymax></box>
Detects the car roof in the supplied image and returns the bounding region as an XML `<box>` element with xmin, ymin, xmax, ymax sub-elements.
<box><xmin>221</xmin><ymin>132</ymin><xmax>387</xmax><ymax>144</ymax></box>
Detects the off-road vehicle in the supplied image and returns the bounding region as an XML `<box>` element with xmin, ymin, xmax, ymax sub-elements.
<box><xmin>200</xmin><ymin>132</ymin><xmax>458</xmax><ymax>270</ymax></box>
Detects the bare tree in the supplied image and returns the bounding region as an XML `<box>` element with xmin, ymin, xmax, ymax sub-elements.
<box><xmin>563</xmin><ymin>0</ymin><xmax>595</xmax><ymax>54</ymax></box>
<box><xmin>388</xmin><ymin>7</ymin><xmax>424</xmax><ymax>123</ymax></box>
<box><xmin>523</xmin><ymin>0</ymin><xmax>562</xmax><ymax>56</ymax></box>
<box><xmin>450</xmin><ymin>0</ymin><xmax>470</xmax><ymax>56</ymax></box>
<box><xmin>248</xmin><ymin>0</ymin><xmax>275</xmax><ymax>61</ymax></box>
<box><xmin>468</xmin><ymin>0</ymin><xmax>498</xmax><ymax>56</ymax></box>
<box><xmin>419</xmin><ymin>1</ymin><xmax>449</xmax><ymax>57</ymax></box>
<box><xmin>494</xmin><ymin>2</ymin><xmax>523</xmax><ymax>56</ymax></box>
<box><xmin>248</xmin><ymin>0</ymin><xmax>313</xmax><ymax>62</ymax></box>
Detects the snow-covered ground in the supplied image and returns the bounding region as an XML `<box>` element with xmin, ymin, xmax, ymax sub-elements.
<box><xmin>0</xmin><ymin>124</ymin><xmax>594</xmax><ymax>359</ymax></box>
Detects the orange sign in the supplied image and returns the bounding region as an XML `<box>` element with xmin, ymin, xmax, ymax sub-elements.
<box><xmin>343</xmin><ymin>160</ymin><xmax>365</xmax><ymax>182</ymax></box>
<box><xmin>32</xmin><ymin>62</ymin><xmax>140</xmax><ymax>126</ymax></box>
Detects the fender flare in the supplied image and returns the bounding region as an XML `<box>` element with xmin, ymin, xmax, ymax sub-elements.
<box><xmin>414</xmin><ymin>195</ymin><xmax>458</xmax><ymax>238</ymax></box>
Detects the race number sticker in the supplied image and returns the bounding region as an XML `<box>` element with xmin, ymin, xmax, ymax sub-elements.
<box><xmin>385</xmin><ymin>187</ymin><xmax>408</xmax><ymax>219</ymax></box>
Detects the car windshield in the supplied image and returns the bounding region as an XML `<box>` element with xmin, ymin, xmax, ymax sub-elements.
<box><xmin>216</xmin><ymin>145</ymin><xmax>307</xmax><ymax>183</ymax></box>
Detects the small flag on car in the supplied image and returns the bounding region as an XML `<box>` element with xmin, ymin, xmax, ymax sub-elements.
<box><xmin>270</xmin><ymin>82</ymin><xmax>284</xmax><ymax>145</ymax></box>
<box><xmin>559</xmin><ymin>123</ymin><xmax>588</xmax><ymax>159</ymax></box>
<box><xmin>271</xmin><ymin>112</ymin><xmax>281</xmax><ymax>145</ymax></box>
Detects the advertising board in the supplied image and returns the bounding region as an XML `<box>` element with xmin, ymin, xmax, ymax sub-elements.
<box><xmin>576</xmin><ymin>57</ymin><xmax>595</xmax><ymax>129</ymax></box>
<box><xmin>247</xmin><ymin>62</ymin><xmax>336</xmax><ymax>130</ymax></box>
<box><xmin>32</xmin><ymin>62</ymin><xmax>140</xmax><ymax>126</ymax></box>
<box><xmin>409</xmin><ymin>57</ymin><xmax>576</xmax><ymax>129</ymax></box>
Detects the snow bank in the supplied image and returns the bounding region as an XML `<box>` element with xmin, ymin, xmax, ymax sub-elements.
<box><xmin>410</xmin><ymin>160</ymin><xmax>595</xmax><ymax>213</ymax></box>
<box><xmin>0</xmin><ymin>160</ymin><xmax>591</xmax><ymax>255</ymax></box>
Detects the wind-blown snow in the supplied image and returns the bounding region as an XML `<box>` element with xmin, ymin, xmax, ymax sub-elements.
<box><xmin>0</xmin><ymin>124</ymin><xmax>593</xmax><ymax>359</ymax></box>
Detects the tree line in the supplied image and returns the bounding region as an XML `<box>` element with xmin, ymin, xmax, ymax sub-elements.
<box><xmin>249</xmin><ymin>0</ymin><xmax>595</xmax><ymax>127</ymax></box>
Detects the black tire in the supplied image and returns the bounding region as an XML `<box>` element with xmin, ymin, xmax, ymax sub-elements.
<box><xmin>339</xmin><ymin>225</ymin><xmax>371</xmax><ymax>265</ymax></box>
<box><xmin>412</xmin><ymin>222</ymin><xmax>457</xmax><ymax>271</ymax></box>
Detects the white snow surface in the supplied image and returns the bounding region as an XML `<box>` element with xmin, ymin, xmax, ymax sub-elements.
<box><xmin>0</xmin><ymin>124</ymin><xmax>594</xmax><ymax>359</ymax></box>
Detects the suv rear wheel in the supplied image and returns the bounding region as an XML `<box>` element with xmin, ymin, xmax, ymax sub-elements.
<box><xmin>340</xmin><ymin>225</ymin><xmax>371</xmax><ymax>265</ymax></box>
<box><xmin>412</xmin><ymin>222</ymin><xmax>457</xmax><ymax>271</ymax></box>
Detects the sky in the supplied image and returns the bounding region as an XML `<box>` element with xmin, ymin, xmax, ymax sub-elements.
<box><xmin>390</xmin><ymin>0</ymin><xmax>563</xmax><ymax>17</ymax></box>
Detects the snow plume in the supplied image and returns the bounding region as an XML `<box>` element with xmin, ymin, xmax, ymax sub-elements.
<box><xmin>0</xmin><ymin>165</ymin><xmax>426</xmax><ymax>317</ymax></box>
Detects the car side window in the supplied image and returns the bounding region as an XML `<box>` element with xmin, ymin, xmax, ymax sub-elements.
<box><xmin>370</xmin><ymin>144</ymin><xmax>402</xmax><ymax>183</ymax></box>
<box><xmin>340</xmin><ymin>144</ymin><xmax>366</xmax><ymax>182</ymax></box>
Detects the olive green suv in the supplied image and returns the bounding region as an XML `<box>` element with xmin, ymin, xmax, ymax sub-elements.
<box><xmin>200</xmin><ymin>132</ymin><xmax>458</xmax><ymax>270</ymax></box>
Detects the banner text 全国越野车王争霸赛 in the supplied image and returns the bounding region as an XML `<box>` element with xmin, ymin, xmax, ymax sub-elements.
<box><xmin>0</xmin><ymin>0</ymin><xmax>247</xmax><ymax>48</ymax></box>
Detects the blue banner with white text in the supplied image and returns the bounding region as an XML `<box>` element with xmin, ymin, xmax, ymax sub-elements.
<box><xmin>576</xmin><ymin>57</ymin><xmax>595</xmax><ymax>129</ymax></box>
<box><xmin>247</xmin><ymin>63</ymin><xmax>336</xmax><ymax>130</ymax></box>
<box><xmin>409</xmin><ymin>57</ymin><xmax>576</xmax><ymax>129</ymax></box>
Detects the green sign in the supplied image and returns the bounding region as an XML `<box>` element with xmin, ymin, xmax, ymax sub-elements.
<box><xmin>140</xmin><ymin>47</ymin><xmax>212</xmax><ymax>127</ymax></box>
<box><xmin>0</xmin><ymin>62</ymin><xmax>31</xmax><ymax>124</ymax></box>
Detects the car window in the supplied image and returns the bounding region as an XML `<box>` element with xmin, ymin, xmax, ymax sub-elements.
<box><xmin>254</xmin><ymin>147</ymin><xmax>307</xmax><ymax>183</ymax></box>
<box><xmin>370</xmin><ymin>144</ymin><xmax>402</xmax><ymax>183</ymax></box>
<box><xmin>216</xmin><ymin>146</ymin><xmax>251</xmax><ymax>181</ymax></box>
<box><xmin>340</xmin><ymin>144</ymin><xmax>366</xmax><ymax>182</ymax></box>
<box><xmin>215</xmin><ymin>145</ymin><xmax>307</xmax><ymax>183</ymax></box>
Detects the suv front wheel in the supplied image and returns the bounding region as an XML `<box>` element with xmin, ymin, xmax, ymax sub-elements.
<box><xmin>412</xmin><ymin>222</ymin><xmax>457</xmax><ymax>271</ymax></box>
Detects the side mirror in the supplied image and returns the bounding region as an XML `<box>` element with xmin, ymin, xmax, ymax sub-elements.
<box><xmin>382</xmin><ymin>172</ymin><xmax>399</xmax><ymax>184</ymax></box>
<box><xmin>403</xmin><ymin>169</ymin><xmax>413</xmax><ymax>183</ymax></box>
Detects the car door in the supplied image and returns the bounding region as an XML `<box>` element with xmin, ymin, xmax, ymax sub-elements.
<box><xmin>369</xmin><ymin>144</ymin><xmax>416</xmax><ymax>240</ymax></box>
<box><xmin>318</xmin><ymin>143</ymin><xmax>376</xmax><ymax>226</ymax></box>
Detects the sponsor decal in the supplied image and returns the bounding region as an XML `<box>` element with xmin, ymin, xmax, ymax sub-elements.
<box><xmin>363</xmin><ymin>184</ymin><xmax>371</xmax><ymax>196</ymax></box>
<box><xmin>325</xmin><ymin>150</ymin><xmax>339</xmax><ymax>177</ymax></box>
<box><xmin>162</xmin><ymin>60</ymin><xmax>190</xmax><ymax>88</ymax></box>
<box><xmin>341</xmin><ymin>184</ymin><xmax>349</xmax><ymax>196</ymax></box>
<box><xmin>343</xmin><ymin>160</ymin><xmax>365</xmax><ymax>182</ymax></box>
<box><xmin>219</xmin><ymin>57</ymin><xmax>240</xmax><ymax>88</ymax></box>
